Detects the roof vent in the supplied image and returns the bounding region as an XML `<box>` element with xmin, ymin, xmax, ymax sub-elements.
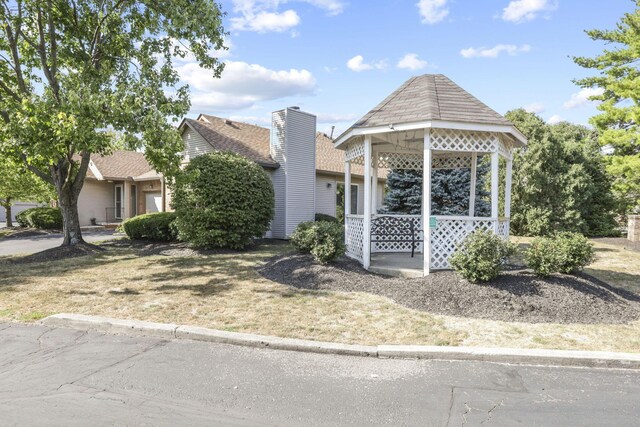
<box><xmin>224</xmin><ymin>119</ymin><xmax>233</xmax><ymax>125</ymax></box>
<box><xmin>289</xmin><ymin>106</ymin><xmax>300</xmax><ymax>110</ymax></box>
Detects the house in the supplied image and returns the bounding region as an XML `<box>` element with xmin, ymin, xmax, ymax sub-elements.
<box><xmin>77</xmin><ymin>151</ymin><xmax>167</xmax><ymax>226</ymax></box>
<box><xmin>178</xmin><ymin>109</ymin><xmax>386</xmax><ymax>238</ymax></box>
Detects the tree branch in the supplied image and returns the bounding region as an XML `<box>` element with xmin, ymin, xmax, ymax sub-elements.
<box><xmin>72</xmin><ymin>151</ymin><xmax>91</xmax><ymax>195</ymax></box>
<box><xmin>20</xmin><ymin>155</ymin><xmax>54</xmax><ymax>185</ymax></box>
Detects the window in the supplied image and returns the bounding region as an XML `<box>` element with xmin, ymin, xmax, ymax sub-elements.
<box><xmin>350</xmin><ymin>184</ymin><xmax>358</xmax><ymax>215</ymax></box>
<box><xmin>336</xmin><ymin>183</ymin><xmax>359</xmax><ymax>216</ymax></box>
<box><xmin>114</xmin><ymin>184</ymin><xmax>123</xmax><ymax>219</ymax></box>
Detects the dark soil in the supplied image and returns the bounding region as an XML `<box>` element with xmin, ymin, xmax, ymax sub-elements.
<box><xmin>3</xmin><ymin>228</ymin><xmax>59</xmax><ymax>239</ymax></box>
<box><xmin>101</xmin><ymin>238</ymin><xmax>286</xmax><ymax>257</ymax></box>
<box><xmin>258</xmin><ymin>254</ymin><xmax>640</xmax><ymax>325</ymax></box>
<box><xmin>11</xmin><ymin>242</ymin><xmax>106</xmax><ymax>264</ymax></box>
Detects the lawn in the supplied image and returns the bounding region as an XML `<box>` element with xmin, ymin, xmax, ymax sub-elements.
<box><xmin>0</xmin><ymin>237</ymin><xmax>638</xmax><ymax>353</ymax></box>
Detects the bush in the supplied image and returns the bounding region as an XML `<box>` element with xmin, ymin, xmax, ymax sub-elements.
<box><xmin>290</xmin><ymin>220</ymin><xmax>345</xmax><ymax>264</ymax></box>
<box><xmin>525</xmin><ymin>232</ymin><xmax>595</xmax><ymax>276</ymax></box>
<box><xmin>122</xmin><ymin>212</ymin><xmax>177</xmax><ymax>241</ymax></box>
<box><xmin>15</xmin><ymin>207</ymin><xmax>62</xmax><ymax>229</ymax></box>
<box><xmin>172</xmin><ymin>152</ymin><xmax>274</xmax><ymax>249</ymax></box>
<box><xmin>449</xmin><ymin>230</ymin><xmax>516</xmax><ymax>283</ymax></box>
<box><xmin>315</xmin><ymin>213</ymin><xmax>340</xmax><ymax>223</ymax></box>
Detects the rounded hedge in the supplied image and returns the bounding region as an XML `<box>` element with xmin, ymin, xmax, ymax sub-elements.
<box><xmin>172</xmin><ymin>152</ymin><xmax>274</xmax><ymax>249</ymax></box>
<box><xmin>449</xmin><ymin>229</ymin><xmax>516</xmax><ymax>283</ymax></box>
<box><xmin>290</xmin><ymin>220</ymin><xmax>345</xmax><ymax>264</ymax></box>
<box><xmin>16</xmin><ymin>207</ymin><xmax>62</xmax><ymax>229</ymax></box>
<box><xmin>525</xmin><ymin>232</ymin><xmax>595</xmax><ymax>277</ymax></box>
<box><xmin>121</xmin><ymin>212</ymin><xmax>178</xmax><ymax>241</ymax></box>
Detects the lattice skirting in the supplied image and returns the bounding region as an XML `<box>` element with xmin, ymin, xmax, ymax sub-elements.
<box><xmin>345</xmin><ymin>215</ymin><xmax>364</xmax><ymax>262</ymax></box>
<box><xmin>371</xmin><ymin>215</ymin><xmax>423</xmax><ymax>253</ymax></box>
<box><xmin>430</xmin><ymin>218</ymin><xmax>496</xmax><ymax>270</ymax></box>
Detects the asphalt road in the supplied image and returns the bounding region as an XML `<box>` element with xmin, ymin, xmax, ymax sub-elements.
<box><xmin>1</xmin><ymin>323</ymin><xmax>639</xmax><ymax>426</ymax></box>
<box><xmin>0</xmin><ymin>230</ymin><xmax>116</xmax><ymax>256</ymax></box>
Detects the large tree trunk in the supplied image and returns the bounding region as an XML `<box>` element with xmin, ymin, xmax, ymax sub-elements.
<box><xmin>4</xmin><ymin>198</ymin><xmax>12</xmax><ymax>227</ymax></box>
<box><xmin>58</xmin><ymin>187</ymin><xmax>83</xmax><ymax>245</ymax></box>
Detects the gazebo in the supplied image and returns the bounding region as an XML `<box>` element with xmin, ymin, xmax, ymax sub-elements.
<box><xmin>333</xmin><ymin>74</ymin><xmax>527</xmax><ymax>277</ymax></box>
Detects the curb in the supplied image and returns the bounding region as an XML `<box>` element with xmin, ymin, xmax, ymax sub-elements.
<box><xmin>41</xmin><ymin>314</ymin><xmax>640</xmax><ymax>370</ymax></box>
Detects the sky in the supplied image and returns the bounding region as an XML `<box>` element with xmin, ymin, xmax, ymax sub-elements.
<box><xmin>176</xmin><ymin>0</ymin><xmax>635</xmax><ymax>135</ymax></box>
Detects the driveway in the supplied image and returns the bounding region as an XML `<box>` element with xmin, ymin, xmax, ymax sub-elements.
<box><xmin>1</xmin><ymin>322</ymin><xmax>639</xmax><ymax>426</ymax></box>
<box><xmin>0</xmin><ymin>230</ymin><xmax>118</xmax><ymax>256</ymax></box>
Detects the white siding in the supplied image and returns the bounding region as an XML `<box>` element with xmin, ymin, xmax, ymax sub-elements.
<box><xmin>315</xmin><ymin>174</ymin><xmax>337</xmax><ymax>217</ymax></box>
<box><xmin>284</xmin><ymin>109</ymin><xmax>316</xmax><ymax>236</ymax></box>
<box><xmin>183</xmin><ymin>127</ymin><xmax>213</xmax><ymax>161</ymax></box>
<box><xmin>77</xmin><ymin>180</ymin><xmax>114</xmax><ymax>225</ymax></box>
<box><xmin>269</xmin><ymin>111</ymin><xmax>287</xmax><ymax>238</ymax></box>
<box><xmin>0</xmin><ymin>201</ymin><xmax>43</xmax><ymax>222</ymax></box>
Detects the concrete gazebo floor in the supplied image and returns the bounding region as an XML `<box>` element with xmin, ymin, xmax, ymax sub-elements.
<box><xmin>369</xmin><ymin>253</ymin><xmax>424</xmax><ymax>278</ymax></box>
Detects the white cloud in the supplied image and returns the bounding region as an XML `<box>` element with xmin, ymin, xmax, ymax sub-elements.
<box><xmin>417</xmin><ymin>0</ymin><xmax>449</xmax><ymax>24</ymax></box>
<box><xmin>547</xmin><ymin>114</ymin><xmax>563</xmax><ymax>124</ymax></box>
<box><xmin>346</xmin><ymin>55</ymin><xmax>386</xmax><ymax>72</ymax></box>
<box><xmin>523</xmin><ymin>102</ymin><xmax>545</xmax><ymax>114</ymax></box>
<box><xmin>501</xmin><ymin>0</ymin><xmax>557</xmax><ymax>23</ymax></box>
<box><xmin>230</xmin><ymin>0</ymin><xmax>345</xmax><ymax>33</ymax></box>
<box><xmin>178</xmin><ymin>60</ymin><xmax>316</xmax><ymax>110</ymax></box>
<box><xmin>460</xmin><ymin>44</ymin><xmax>531</xmax><ymax>58</ymax></box>
<box><xmin>397</xmin><ymin>53</ymin><xmax>428</xmax><ymax>70</ymax></box>
<box><xmin>231</xmin><ymin>9</ymin><xmax>300</xmax><ymax>32</ymax></box>
<box><xmin>563</xmin><ymin>87</ymin><xmax>605</xmax><ymax>109</ymax></box>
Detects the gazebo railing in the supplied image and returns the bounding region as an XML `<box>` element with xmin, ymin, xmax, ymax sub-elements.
<box><xmin>345</xmin><ymin>214</ymin><xmax>364</xmax><ymax>262</ymax></box>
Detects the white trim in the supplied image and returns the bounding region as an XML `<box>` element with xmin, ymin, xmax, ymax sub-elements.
<box><xmin>334</xmin><ymin>120</ymin><xmax>527</xmax><ymax>148</ymax></box>
<box><xmin>344</xmin><ymin>161</ymin><xmax>351</xmax><ymax>245</ymax></box>
<box><xmin>88</xmin><ymin>160</ymin><xmax>104</xmax><ymax>181</ymax></box>
<box><xmin>363</xmin><ymin>136</ymin><xmax>372</xmax><ymax>270</ymax></box>
<box><xmin>490</xmin><ymin>151</ymin><xmax>499</xmax><ymax>230</ymax></box>
<box><xmin>469</xmin><ymin>152</ymin><xmax>477</xmax><ymax>217</ymax></box>
<box><xmin>371</xmin><ymin>154</ymin><xmax>378</xmax><ymax>214</ymax></box>
<box><xmin>505</xmin><ymin>157</ymin><xmax>513</xmax><ymax>219</ymax></box>
<box><xmin>423</xmin><ymin>128</ymin><xmax>432</xmax><ymax>276</ymax></box>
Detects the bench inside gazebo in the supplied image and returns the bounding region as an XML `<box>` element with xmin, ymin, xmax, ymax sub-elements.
<box><xmin>333</xmin><ymin>74</ymin><xmax>527</xmax><ymax>277</ymax></box>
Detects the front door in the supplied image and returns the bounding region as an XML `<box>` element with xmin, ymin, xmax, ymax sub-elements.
<box><xmin>114</xmin><ymin>184</ymin><xmax>123</xmax><ymax>219</ymax></box>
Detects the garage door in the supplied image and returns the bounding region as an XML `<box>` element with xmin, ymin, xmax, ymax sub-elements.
<box><xmin>145</xmin><ymin>192</ymin><xmax>162</xmax><ymax>213</ymax></box>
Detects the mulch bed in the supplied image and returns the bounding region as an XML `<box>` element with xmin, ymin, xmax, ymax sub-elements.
<box><xmin>258</xmin><ymin>254</ymin><xmax>640</xmax><ymax>325</ymax></box>
<box><xmin>10</xmin><ymin>243</ymin><xmax>106</xmax><ymax>264</ymax></box>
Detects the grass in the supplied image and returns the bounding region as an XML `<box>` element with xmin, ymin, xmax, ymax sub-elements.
<box><xmin>0</xmin><ymin>237</ymin><xmax>638</xmax><ymax>352</ymax></box>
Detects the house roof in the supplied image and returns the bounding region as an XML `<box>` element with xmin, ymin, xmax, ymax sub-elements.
<box><xmin>183</xmin><ymin>116</ymin><xmax>279</xmax><ymax>169</ymax></box>
<box><xmin>352</xmin><ymin>74</ymin><xmax>511</xmax><ymax>129</ymax></box>
<box><xmin>85</xmin><ymin>150</ymin><xmax>156</xmax><ymax>181</ymax></box>
<box><xmin>182</xmin><ymin>115</ymin><xmax>379</xmax><ymax>178</ymax></box>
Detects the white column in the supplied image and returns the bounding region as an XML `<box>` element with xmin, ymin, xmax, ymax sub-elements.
<box><xmin>363</xmin><ymin>137</ymin><xmax>372</xmax><ymax>269</ymax></box>
<box><xmin>491</xmin><ymin>150</ymin><xmax>499</xmax><ymax>233</ymax></box>
<box><xmin>371</xmin><ymin>151</ymin><xmax>378</xmax><ymax>214</ymax></box>
<box><xmin>344</xmin><ymin>161</ymin><xmax>351</xmax><ymax>217</ymax></box>
<box><xmin>469</xmin><ymin>152</ymin><xmax>477</xmax><ymax>217</ymax></box>
<box><xmin>505</xmin><ymin>156</ymin><xmax>513</xmax><ymax>219</ymax></box>
<box><xmin>423</xmin><ymin>129</ymin><xmax>432</xmax><ymax>276</ymax></box>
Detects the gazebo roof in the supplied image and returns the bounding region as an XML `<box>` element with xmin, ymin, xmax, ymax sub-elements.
<box><xmin>334</xmin><ymin>74</ymin><xmax>526</xmax><ymax>147</ymax></box>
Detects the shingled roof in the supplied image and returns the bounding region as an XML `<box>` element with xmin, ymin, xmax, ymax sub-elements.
<box><xmin>185</xmin><ymin>115</ymin><xmax>279</xmax><ymax>169</ymax></box>
<box><xmin>85</xmin><ymin>151</ymin><xmax>155</xmax><ymax>180</ymax></box>
<box><xmin>352</xmin><ymin>74</ymin><xmax>512</xmax><ymax>129</ymax></box>
<box><xmin>181</xmin><ymin>115</ymin><xmax>377</xmax><ymax>178</ymax></box>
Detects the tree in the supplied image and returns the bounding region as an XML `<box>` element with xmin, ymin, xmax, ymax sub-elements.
<box><xmin>0</xmin><ymin>157</ymin><xmax>54</xmax><ymax>227</ymax></box>
<box><xmin>381</xmin><ymin>167</ymin><xmax>490</xmax><ymax>216</ymax></box>
<box><xmin>506</xmin><ymin>109</ymin><xmax>619</xmax><ymax>236</ymax></box>
<box><xmin>0</xmin><ymin>1</ymin><xmax>226</xmax><ymax>246</ymax></box>
<box><xmin>573</xmin><ymin>1</ymin><xmax>640</xmax><ymax>213</ymax></box>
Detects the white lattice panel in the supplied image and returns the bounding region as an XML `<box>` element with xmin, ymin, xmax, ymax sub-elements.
<box><xmin>432</xmin><ymin>155</ymin><xmax>472</xmax><ymax>170</ymax></box>
<box><xmin>377</xmin><ymin>152</ymin><xmax>423</xmax><ymax>170</ymax></box>
<box><xmin>430</xmin><ymin>218</ymin><xmax>495</xmax><ymax>270</ymax></box>
<box><xmin>430</xmin><ymin>129</ymin><xmax>499</xmax><ymax>153</ymax></box>
<box><xmin>345</xmin><ymin>215</ymin><xmax>364</xmax><ymax>262</ymax></box>
<box><xmin>498</xmin><ymin>136</ymin><xmax>514</xmax><ymax>160</ymax></box>
<box><xmin>345</xmin><ymin>139</ymin><xmax>365</xmax><ymax>164</ymax></box>
<box><xmin>371</xmin><ymin>215</ymin><xmax>424</xmax><ymax>253</ymax></box>
<box><xmin>497</xmin><ymin>219</ymin><xmax>510</xmax><ymax>239</ymax></box>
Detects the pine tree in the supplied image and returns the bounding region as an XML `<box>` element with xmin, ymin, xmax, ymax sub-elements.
<box><xmin>381</xmin><ymin>165</ymin><xmax>490</xmax><ymax>216</ymax></box>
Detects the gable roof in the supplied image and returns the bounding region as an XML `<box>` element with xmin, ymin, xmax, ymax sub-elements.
<box><xmin>181</xmin><ymin>115</ymin><xmax>379</xmax><ymax>178</ymax></box>
<box><xmin>353</xmin><ymin>74</ymin><xmax>511</xmax><ymax>128</ymax></box>
<box><xmin>85</xmin><ymin>150</ymin><xmax>155</xmax><ymax>181</ymax></box>
<box><xmin>183</xmin><ymin>115</ymin><xmax>279</xmax><ymax>169</ymax></box>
